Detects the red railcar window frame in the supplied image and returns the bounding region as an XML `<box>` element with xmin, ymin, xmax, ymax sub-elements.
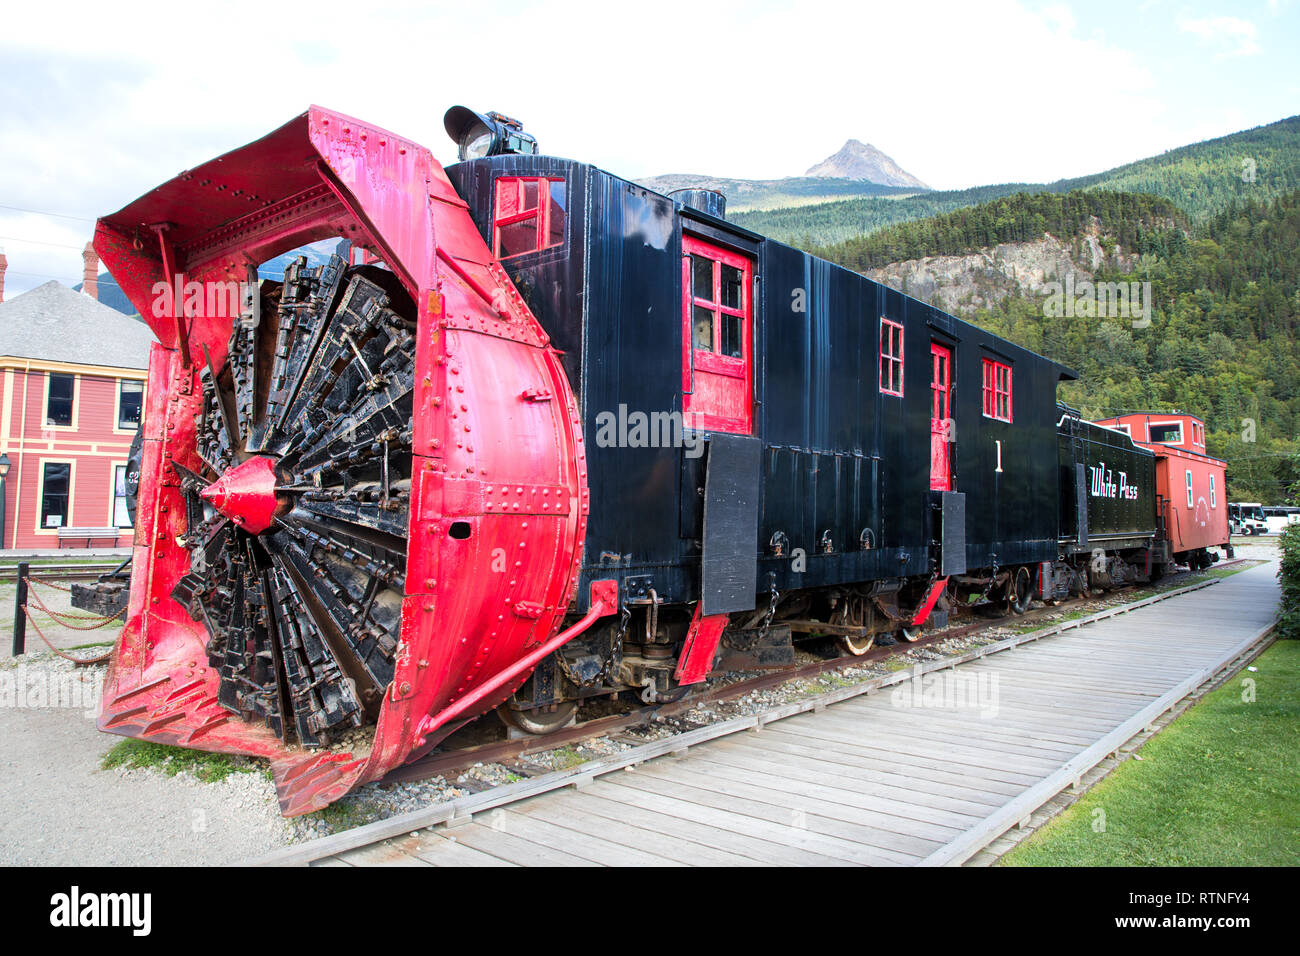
<box><xmin>981</xmin><ymin>358</ymin><xmax>1013</xmax><ymax>422</ymax></box>
<box><xmin>684</xmin><ymin>238</ymin><xmax>750</xmax><ymax>372</ymax></box>
<box><xmin>493</xmin><ymin>176</ymin><xmax>566</xmax><ymax>259</ymax></box>
<box><xmin>880</xmin><ymin>318</ymin><xmax>904</xmax><ymax>397</ymax></box>
<box><xmin>681</xmin><ymin>235</ymin><xmax>753</xmax><ymax>434</ymax></box>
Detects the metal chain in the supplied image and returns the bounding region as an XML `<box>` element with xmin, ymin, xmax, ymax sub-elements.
<box><xmin>30</xmin><ymin>578</ymin><xmax>73</xmax><ymax>593</ymax></box>
<box><xmin>757</xmin><ymin>579</ymin><xmax>779</xmax><ymax>641</ymax></box>
<box><xmin>22</xmin><ymin>610</ymin><xmax>112</xmax><ymax>665</ymax></box>
<box><xmin>24</xmin><ymin>580</ymin><xmax>126</xmax><ymax>630</ymax></box>
<box><xmin>604</xmin><ymin>602</ymin><xmax>630</xmax><ymax>684</ymax></box>
<box><xmin>978</xmin><ymin>556</ymin><xmax>1000</xmax><ymax>604</ymax></box>
<box><xmin>554</xmin><ymin>601</ymin><xmax>629</xmax><ymax>689</ymax></box>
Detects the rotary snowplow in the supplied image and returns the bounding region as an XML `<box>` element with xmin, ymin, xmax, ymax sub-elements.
<box><xmin>93</xmin><ymin>107</ymin><xmax>610</xmax><ymax>815</ymax></box>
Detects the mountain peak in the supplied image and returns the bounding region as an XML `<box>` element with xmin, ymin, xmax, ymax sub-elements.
<box><xmin>806</xmin><ymin>140</ymin><xmax>930</xmax><ymax>190</ymax></box>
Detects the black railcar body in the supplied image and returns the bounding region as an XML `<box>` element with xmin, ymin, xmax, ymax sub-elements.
<box><xmin>443</xmin><ymin>152</ymin><xmax>1212</xmax><ymax>717</ymax></box>
<box><xmin>1058</xmin><ymin>409</ymin><xmax>1157</xmax><ymax>553</ymax></box>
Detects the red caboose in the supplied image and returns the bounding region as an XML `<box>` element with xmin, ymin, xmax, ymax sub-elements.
<box><xmin>1092</xmin><ymin>413</ymin><xmax>1230</xmax><ymax>569</ymax></box>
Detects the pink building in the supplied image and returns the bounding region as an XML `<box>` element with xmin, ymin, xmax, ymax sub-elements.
<box><xmin>0</xmin><ymin>251</ymin><xmax>155</xmax><ymax>550</ymax></box>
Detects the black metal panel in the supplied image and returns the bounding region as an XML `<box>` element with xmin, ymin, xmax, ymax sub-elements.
<box><xmin>1076</xmin><ymin>462</ymin><xmax>1089</xmax><ymax>548</ymax></box>
<box><xmin>941</xmin><ymin>491</ymin><xmax>967</xmax><ymax>576</ymax></box>
<box><xmin>702</xmin><ymin>433</ymin><xmax>761</xmax><ymax>614</ymax></box>
<box><xmin>445</xmin><ymin>154</ymin><xmax>1074</xmax><ymax>614</ymax></box>
<box><xmin>1058</xmin><ymin>414</ymin><xmax>1155</xmax><ymax>553</ymax></box>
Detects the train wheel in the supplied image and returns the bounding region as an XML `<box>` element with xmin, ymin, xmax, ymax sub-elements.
<box><xmin>896</xmin><ymin>626</ymin><xmax>921</xmax><ymax>643</ymax></box>
<box><xmin>834</xmin><ymin>594</ymin><xmax>876</xmax><ymax>655</ymax></box>
<box><xmin>498</xmin><ymin>701</ymin><xmax>578</xmax><ymax>735</ymax></box>
<box><xmin>1005</xmin><ymin>566</ymin><xmax>1032</xmax><ymax>615</ymax></box>
<box><xmin>840</xmin><ymin>632</ymin><xmax>876</xmax><ymax>656</ymax></box>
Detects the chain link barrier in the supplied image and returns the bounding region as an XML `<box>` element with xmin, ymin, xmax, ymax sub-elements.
<box><xmin>18</xmin><ymin>576</ymin><xmax>122</xmax><ymax>665</ymax></box>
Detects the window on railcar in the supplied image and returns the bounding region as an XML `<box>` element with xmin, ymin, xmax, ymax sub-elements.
<box><xmin>1186</xmin><ymin>469</ymin><xmax>1194</xmax><ymax>507</ymax></box>
<box><xmin>1209</xmin><ymin>475</ymin><xmax>1217</xmax><ymax>508</ymax></box>
<box><xmin>681</xmin><ymin>235</ymin><xmax>753</xmax><ymax>434</ymax></box>
<box><xmin>493</xmin><ymin>177</ymin><xmax>566</xmax><ymax>259</ymax></box>
<box><xmin>981</xmin><ymin>359</ymin><xmax>1013</xmax><ymax>422</ymax></box>
<box><xmin>1150</xmin><ymin>422</ymin><xmax>1184</xmax><ymax>445</ymax></box>
<box><xmin>880</xmin><ymin>318</ymin><xmax>904</xmax><ymax>397</ymax></box>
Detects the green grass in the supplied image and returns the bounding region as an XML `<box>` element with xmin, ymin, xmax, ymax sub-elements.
<box><xmin>300</xmin><ymin>797</ymin><xmax>372</xmax><ymax>832</ymax></box>
<box><xmin>548</xmin><ymin>746</ymin><xmax>587</xmax><ymax>770</ymax></box>
<box><xmin>101</xmin><ymin>739</ymin><xmax>261</xmax><ymax>783</ymax></box>
<box><xmin>1001</xmin><ymin>639</ymin><xmax>1300</xmax><ymax>866</ymax></box>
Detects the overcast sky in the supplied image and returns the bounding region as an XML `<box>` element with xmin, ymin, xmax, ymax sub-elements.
<box><xmin>1</xmin><ymin>0</ymin><xmax>1296</xmax><ymax>297</ymax></box>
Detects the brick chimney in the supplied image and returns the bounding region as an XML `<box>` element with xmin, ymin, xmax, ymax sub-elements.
<box><xmin>0</xmin><ymin>246</ymin><xmax>6</xmax><ymax>304</ymax></box>
<box><xmin>82</xmin><ymin>241</ymin><xmax>99</xmax><ymax>300</ymax></box>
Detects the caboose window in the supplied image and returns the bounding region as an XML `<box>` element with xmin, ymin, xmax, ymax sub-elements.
<box><xmin>981</xmin><ymin>359</ymin><xmax>1012</xmax><ymax>422</ymax></box>
<box><xmin>681</xmin><ymin>235</ymin><xmax>753</xmax><ymax>434</ymax></box>
<box><xmin>1149</xmin><ymin>421</ymin><xmax>1183</xmax><ymax>445</ymax></box>
<box><xmin>493</xmin><ymin>177</ymin><xmax>566</xmax><ymax>259</ymax></box>
<box><xmin>1209</xmin><ymin>474</ymin><xmax>1217</xmax><ymax>508</ymax></box>
<box><xmin>1186</xmin><ymin>469</ymin><xmax>1194</xmax><ymax>507</ymax></box>
<box><xmin>880</xmin><ymin>319</ymin><xmax>904</xmax><ymax>397</ymax></box>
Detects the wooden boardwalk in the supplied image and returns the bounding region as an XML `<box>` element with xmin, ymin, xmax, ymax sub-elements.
<box><xmin>278</xmin><ymin>563</ymin><xmax>1279</xmax><ymax>867</ymax></box>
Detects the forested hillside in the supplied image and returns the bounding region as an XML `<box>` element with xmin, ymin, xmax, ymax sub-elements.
<box><xmin>816</xmin><ymin>191</ymin><xmax>1185</xmax><ymax>271</ymax></box>
<box><xmin>733</xmin><ymin>115</ymin><xmax>1300</xmax><ymax>247</ymax></box>
<box><xmin>730</xmin><ymin>182</ymin><xmax>1040</xmax><ymax>246</ymax></box>
<box><xmin>963</xmin><ymin>191</ymin><xmax>1300</xmax><ymax>503</ymax></box>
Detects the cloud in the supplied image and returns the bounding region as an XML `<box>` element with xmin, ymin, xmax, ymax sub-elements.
<box><xmin>1178</xmin><ymin>15</ymin><xmax>1262</xmax><ymax>58</ymax></box>
<box><xmin>0</xmin><ymin>0</ymin><xmax>1264</xmax><ymax>297</ymax></box>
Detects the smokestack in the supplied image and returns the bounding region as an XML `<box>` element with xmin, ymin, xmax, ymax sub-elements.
<box><xmin>82</xmin><ymin>242</ymin><xmax>99</xmax><ymax>300</ymax></box>
<box><xmin>0</xmin><ymin>246</ymin><xmax>6</xmax><ymax>303</ymax></box>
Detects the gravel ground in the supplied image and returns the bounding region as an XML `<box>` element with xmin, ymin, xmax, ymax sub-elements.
<box><xmin>1</xmin><ymin>544</ymin><xmax>1276</xmax><ymax>863</ymax></box>
<box><xmin>0</xmin><ymin>651</ymin><xmax>296</xmax><ymax>865</ymax></box>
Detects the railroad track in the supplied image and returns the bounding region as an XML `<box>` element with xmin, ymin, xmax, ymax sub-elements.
<box><xmin>252</xmin><ymin>568</ymin><xmax>1270</xmax><ymax>866</ymax></box>
<box><xmin>383</xmin><ymin>562</ymin><xmax>1251</xmax><ymax>786</ymax></box>
<box><xmin>0</xmin><ymin>562</ymin><xmax>127</xmax><ymax>582</ymax></box>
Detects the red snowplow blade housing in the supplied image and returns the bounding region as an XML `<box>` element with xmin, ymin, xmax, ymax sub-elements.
<box><xmin>94</xmin><ymin>107</ymin><xmax>597</xmax><ymax>815</ymax></box>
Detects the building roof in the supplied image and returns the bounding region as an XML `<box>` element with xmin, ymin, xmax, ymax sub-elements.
<box><xmin>0</xmin><ymin>280</ymin><xmax>154</xmax><ymax>369</ymax></box>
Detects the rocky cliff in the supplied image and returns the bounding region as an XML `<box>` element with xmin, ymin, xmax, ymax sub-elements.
<box><xmin>866</xmin><ymin>219</ymin><xmax>1150</xmax><ymax>315</ymax></box>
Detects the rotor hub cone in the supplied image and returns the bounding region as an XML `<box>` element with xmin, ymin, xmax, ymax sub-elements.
<box><xmin>200</xmin><ymin>455</ymin><xmax>281</xmax><ymax>534</ymax></box>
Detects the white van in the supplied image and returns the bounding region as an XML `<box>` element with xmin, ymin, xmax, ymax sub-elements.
<box><xmin>1229</xmin><ymin>502</ymin><xmax>1268</xmax><ymax>536</ymax></box>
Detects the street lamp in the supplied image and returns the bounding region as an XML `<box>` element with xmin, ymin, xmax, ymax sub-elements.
<box><xmin>0</xmin><ymin>453</ymin><xmax>10</xmax><ymax>551</ymax></box>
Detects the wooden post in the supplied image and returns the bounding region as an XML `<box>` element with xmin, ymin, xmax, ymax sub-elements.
<box><xmin>11</xmin><ymin>561</ymin><xmax>28</xmax><ymax>656</ymax></box>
